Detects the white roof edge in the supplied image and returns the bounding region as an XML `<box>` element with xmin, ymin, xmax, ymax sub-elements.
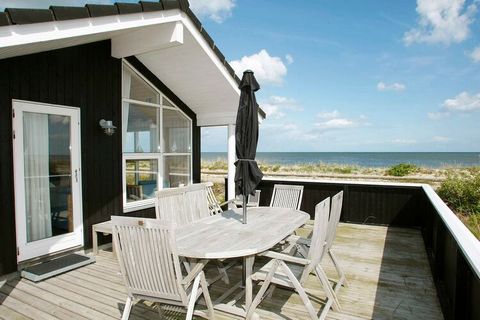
<box><xmin>0</xmin><ymin>10</ymin><xmax>184</xmax><ymax>48</ymax></box>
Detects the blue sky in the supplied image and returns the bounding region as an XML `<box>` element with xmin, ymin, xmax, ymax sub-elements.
<box><xmin>2</xmin><ymin>0</ymin><xmax>480</xmax><ymax>152</ymax></box>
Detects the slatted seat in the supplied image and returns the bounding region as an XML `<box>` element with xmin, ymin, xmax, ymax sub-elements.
<box><xmin>269</xmin><ymin>184</ymin><xmax>304</xmax><ymax>210</ymax></box>
<box><xmin>248</xmin><ymin>198</ymin><xmax>340</xmax><ymax>320</ymax></box>
<box><xmin>111</xmin><ymin>216</ymin><xmax>214</xmax><ymax>320</ymax></box>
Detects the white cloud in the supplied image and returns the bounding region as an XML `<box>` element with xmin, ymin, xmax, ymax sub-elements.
<box><xmin>285</xmin><ymin>54</ymin><xmax>294</xmax><ymax>65</ymax></box>
<box><xmin>433</xmin><ymin>136</ymin><xmax>452</xmax><ymax>142</ymax></box>
<box><xmin>315</xmin><ymin>118</ymin><xmax>355</xmax><ymax>130</ymax></box>
<box><xmin>317</xmin><ymin>110</ymin><xmax>340</xmax><ymax>119</ymax></box>
<box><xmin>377</xmin><ymin>81</ymin><xmax>406</xmax><ymax>92</ymax></box>
<box><xmin>428</xmin><ymin>111</ymin><xmax>450</xmax><ymax>119</ymax></box>
<box><xmin>470</xmin><ymin>46</ymin><xmax>480</xmax><ymax>62</ymax></box>
<box><xmin>392</xmin><ymin>138</ymin><xmax>417</xmax><ymax>145</ymax></box>
<box><xmin>404</xmin><ymin>0</ymin><xmax>477</xmax><ymax>45</ymax></box>
<box><xmin>230</xmin><ymin>50</ymin><xmax>288</xmax><ymax>85</ymax></box>
<box><xmin>189</xmin><ymin>0</ymin><xmax>235</xmax><ymax>23</ymax></box>
<box><xmin>442</xmin><ymin>91</ymin><xmax>480</xmax><ymax>111</ymax></box>
<box><xmin>260</xmin><ymin>96</ymin><xmax>302</xmax><ymax>120</ymax></box>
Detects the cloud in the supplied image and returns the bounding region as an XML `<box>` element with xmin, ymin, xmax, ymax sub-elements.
<box><xmin>433</xmin><ymin>136</ymin><xmax>452</xmax><ymax>142</ymax></box>
<box><xmin>230</xmin><ymin>49</ymin><xmax>288</xmax><ymax>85</ymax></box>
<box><xmin>377</xmin><ymin>81</ymin><xmax>406</xmax><ymax>92</ymax></box>
<box><xmin>470</xmin><ymin>46</ymin><xmax>480</xmax><ymax>62</ymax></box>
<box><xmin>285</xmin><ymin>54</ymin><xmax>294</xmax><ymax>65</ymax></box>
<box><xmin>428</xmin><ymin>111</ymin><xmax>450</xmax><ymax>119</ymax></box>
<box><xmin>442</xmin><ymin>91</ymin><xmax>480</xmax><ymax>112</ymax></box>
<box><xmin>315</xmin><ymin>118</ymin><xmax>355</xmax><ymax>130</ymax></box>
<box><xmin>404</xmin><ymin>0</ymin><xmax>477</xmax><ymax>45</ymax></box>
<box><xmin>259</xmin><ymin>96</ymin><xmax>302</xmax><ymax>120</ymax></box>
<box><xmin>392</xmin><ymin>138</ymin><xmax>417</xmax><ymax>145</ymax></box>
<box><xmin>189</xmin><ymin>0</ymin><xmax>235</xmax><ymax>23</ymax></box>
<box><xmin>317</xmin><ymin>110</ymin><xmax>340</xmax><ymax>119</ymax></box>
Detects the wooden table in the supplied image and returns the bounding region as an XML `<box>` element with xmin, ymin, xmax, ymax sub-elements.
<box><xmin>176</xmin><ymin>206</ymin><xmax>309</xmax><ymax>318</ymax></box>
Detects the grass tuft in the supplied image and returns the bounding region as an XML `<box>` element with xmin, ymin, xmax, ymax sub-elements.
<box><xmin>385</xmin><ymin>163</ymin><xmax>418</xmax><ymax>177</ymax></box>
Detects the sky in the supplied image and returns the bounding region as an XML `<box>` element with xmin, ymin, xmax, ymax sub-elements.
<box><xmin>2</xmin><ymin>0</ymin><xmax>480</xmax><ymax>152</ymax></box>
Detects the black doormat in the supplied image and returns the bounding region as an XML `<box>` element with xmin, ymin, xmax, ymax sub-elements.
<box><xmin>21</xmin><ymin>253</ymin><xmax>95</xmax><ymax>282</ymax></box>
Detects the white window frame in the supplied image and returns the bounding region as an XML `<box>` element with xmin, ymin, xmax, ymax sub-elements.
<box><xmin>122</xmin><ymin>60</ymin><xmax>193</xmax><ymax>212</ymax></box>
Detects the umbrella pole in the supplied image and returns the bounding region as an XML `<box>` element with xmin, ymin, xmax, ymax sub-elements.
<box><xmin>242</xmin><ymin>194</ymin><xmax>247</xmax><ymax>224</ymax></box>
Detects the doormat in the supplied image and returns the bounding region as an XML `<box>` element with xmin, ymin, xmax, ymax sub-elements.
<box><xmin>21</xmin><ymin>253</ymin><xmax>95</xmax><ymax>282</ymax></box>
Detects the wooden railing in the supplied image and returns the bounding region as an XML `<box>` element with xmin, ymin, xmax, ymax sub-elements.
<box><xmin>225</xmin><ymin>177</ymin><xmax>480</xmax><ymax>320</ymax></box>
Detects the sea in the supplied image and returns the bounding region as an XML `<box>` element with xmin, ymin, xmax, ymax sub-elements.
<box><xmin>201</xmin><ymin>152</ymin><xmax>480</xmax><ymax>168</ymax></box>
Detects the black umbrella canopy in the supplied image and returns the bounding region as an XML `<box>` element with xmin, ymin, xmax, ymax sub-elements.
<box><xmin>234</xmin><ymin>70</ymin><xmax>263</xmax><ymax>198</ymax></box>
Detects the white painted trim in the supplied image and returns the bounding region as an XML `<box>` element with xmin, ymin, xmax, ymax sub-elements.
<box><xmin>422</xmin><ymin>185</ymin><xmax>480</xmax><ymax>279</ymax></box>
<box><xmin>12</xmin><ymin>100</ymin><xmax>83</xmax><ymax>262</ymax></box>
<box><xmin>261</xmin><ymin>176</ymin><xmax>425</xmax><ymax>188</ymax></box>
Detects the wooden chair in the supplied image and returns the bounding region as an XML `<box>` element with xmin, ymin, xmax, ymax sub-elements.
<box><xmin>155</xmin><ymin>183</ymin><xmax>231</xmax><ymax>284</ymax></box>
<box><xmin>269</xmin><ymin>184</ymin><xmax>304</xmax><ymax>210</ymax></box>
<box><xmin>288</xmin><ymin>191</ymin><xmax>349</xmax><ymax>292</ymax></box>
<box><xmin>111</xmin><ymin>216</ymin><xmax>214</xmax><ymax>320</ymax></box>
<box><xmin>204</xmin><ymin>182</ymin><xmax>237</xmax><ymax>215</ymax></box>
<box><xmin>247</xmin><ymin>198</ymin><xmax>340</xmax><ymax>320</ymax></box>
<box><xmin>234</xmin><ymin>190</ymin><xmax>261</xmax><ymax>208</ymax></box>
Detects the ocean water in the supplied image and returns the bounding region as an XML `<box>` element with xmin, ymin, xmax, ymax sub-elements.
<box><xmin>201</xmin><ymin>152</ymin><xmax>480</xmax><ymax>168</ymax></box>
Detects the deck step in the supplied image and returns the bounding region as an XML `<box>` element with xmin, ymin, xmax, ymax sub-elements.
<box><xmin>21</xmin><ymin>253</ymin><xmax>95</xmax><ymax>282</ymax></box>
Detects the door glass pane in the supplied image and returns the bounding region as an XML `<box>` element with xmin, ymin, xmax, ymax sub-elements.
<box><xmin>163</xmin><ymin>108</ymin><xmax>191</xmax><ymax>153</ymax></box>
<box><xmin>163</xmin><ymin>155</ymin><xmax>190</xmax><ymax>188</ymax></box>
<box><xmin>124</xmin><ymin>104</ymin><xmax>160</xmax><ymax>153</ymax></box>
<box><xmin>23</xmin><ymin>112</ymin><xmax>72</xmax><ymax>242</ymax></box>
<box><xmin>125</xmin><ymin>159</ymin><xmax>158</xmax><ymax>202</ymax></box>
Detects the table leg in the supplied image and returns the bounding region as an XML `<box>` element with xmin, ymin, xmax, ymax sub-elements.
<box><xmin>244</xmin><ymin>255</ymin><xmax>255</xmax><ymax>311</ymax></box>
<box><xmin>92</xmin><ymin>228</ymin><xmax>98</xmax><ymax>255</ymax></box>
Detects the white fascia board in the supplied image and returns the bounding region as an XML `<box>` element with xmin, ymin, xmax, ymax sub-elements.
<box><xmin>197</xmin><ymin>112</ymin><xmax>237</xmax><ymax>126</ymax></box>
<box><xmin>179</xmin><ymin>11</ymin><xmax>240</xmax><ymax>98</ymax></box>
<box><xmin>111</xmin><ymin>21</ymin><xmax>183</xmax><ymax>58</ymax></box>
<box><xmin>0</xmin><ymin>10</ymin><xmax>183</xmax><ymax>50</ymax></box>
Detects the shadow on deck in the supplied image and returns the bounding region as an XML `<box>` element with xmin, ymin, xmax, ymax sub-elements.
<box><xmin>0</xmin><ymin>223</ymin><xmax>443</xmax><ymax>319</ymax></box>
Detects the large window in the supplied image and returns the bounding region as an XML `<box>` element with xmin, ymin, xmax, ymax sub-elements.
<box><xmin>122</xmin><ymin>62</ymin><xmax>192</xmax><ymax>211</ymax></box>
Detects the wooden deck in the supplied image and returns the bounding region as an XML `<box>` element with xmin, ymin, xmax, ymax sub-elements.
<box><xmin>0</xmin><ymin>223</ymin><xmax>443</xmax><ymax>320</ymax></box>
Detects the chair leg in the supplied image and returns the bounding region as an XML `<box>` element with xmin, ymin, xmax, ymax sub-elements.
<box><xmin>200</xmin><ymin>272</ymin><xmax>215</xmax><ymax>319</ymax></box>
<box><xmin>246</xmin><ymin>260</ymin><xmax>280</xmax><ymax>320</ymax></box>
<box><xmin>156</xmin><ymin>303</ymin><xmax>164</xmax><ymax>318</ymax></box>
<box><xmin>121</xmin><ymin>296</ymin><xmax>133</xmax><ymax>320</ymax></box>
<box><xmin>186</xmin><ymin>273</ymin><xmax>202</xmax><ymax>320</ymax></box>
<box><xmin>329</xmin><ymin>250</ymin><xmax>349</xmax><ymax>290</ymax></box>
<box><xmin>315</xmin><ymin>265</ymin><xmax>341</xmax><ymax>312</ymax></box>
<box><xmin>265</xmin><ymin>284</ymin><xmax>276</xmax><ymax>299</ymax></box>
<box><xmin>216</xmin><ymin>260</ymin><xmax>230</xmax><ymax>285</ymax></box>
<box><xmin>279</xmin><ymin>261</ymin><xmax>319</xmax><ymax>320</ymax></box>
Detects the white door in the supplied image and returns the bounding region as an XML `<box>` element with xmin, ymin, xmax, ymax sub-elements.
<box><xmin>12</xmin><ymin>100</ymin><xmax>83</xmax><ymax>262</ymax></box>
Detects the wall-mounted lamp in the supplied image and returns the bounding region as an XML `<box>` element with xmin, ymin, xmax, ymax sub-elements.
<box><xmin>99</xmin><ymin>119</ymin><xmax>116</xmax><ymax>136</ymax></box>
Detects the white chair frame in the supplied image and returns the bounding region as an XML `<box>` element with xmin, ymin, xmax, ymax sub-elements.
<box><xmin>111</xmin><ymin>216</ymin><xmax>215</xmax><ymax>320</ymax></box>
<box><xmin>247</xmin><ymin>198</ymin><xmax>340</xmax><ymax>320</ymax></box>
<box><xmin>269</xmin><ymin>184</ymin><xmax>304</xmax><ymax>210</ymax></box>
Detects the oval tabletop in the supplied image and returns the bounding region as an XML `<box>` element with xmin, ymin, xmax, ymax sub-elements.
<box><xmin>176</xmin><ymin>207</ymin><xmax>310</xmax><ymax>259</ymax></box>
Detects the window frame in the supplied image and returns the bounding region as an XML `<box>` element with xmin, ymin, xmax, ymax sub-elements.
<box><xmin>122</xmin><ymin>60</ymin><xmax>193</xmax><ymax>212</ymax></box>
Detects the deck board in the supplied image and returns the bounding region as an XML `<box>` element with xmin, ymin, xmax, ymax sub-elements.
<box><xmin>0</xmin><ymin>223</ymin><xmax>443</xmax><ymax>319</ymax></box>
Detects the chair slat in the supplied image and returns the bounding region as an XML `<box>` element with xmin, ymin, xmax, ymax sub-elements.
<box><xmin>270</xmin><ymin>184</ymin><xmax>304</xmax><ymax>210</ymax></box>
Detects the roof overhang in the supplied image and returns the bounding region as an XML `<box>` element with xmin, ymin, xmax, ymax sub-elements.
<box><xmin>0</xmin><ymin>9</ymin><xmax>265</xmax><ymax>126</ymax></box>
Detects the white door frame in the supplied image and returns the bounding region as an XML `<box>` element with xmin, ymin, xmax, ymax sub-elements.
<box><xmin>12</xmin><ymin>100</ymin><xmax>83</xmax><ymax>262</ymax></box>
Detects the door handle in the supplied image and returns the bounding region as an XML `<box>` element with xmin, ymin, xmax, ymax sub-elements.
<box><xmin>75</xmin><ymin>169</ymin><xmax>78</xmax><ymax>183</ymax></box>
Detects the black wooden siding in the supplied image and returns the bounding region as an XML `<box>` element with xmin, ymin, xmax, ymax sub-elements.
<box><xmin>0</xmin><ymin>40</ymin><xmax>200</xmax><ymax>275</ymax></box>
<box><xmin>227</xmin><ymin>178</ymin><xmax>479</xmax><ymax>320</ymax></box>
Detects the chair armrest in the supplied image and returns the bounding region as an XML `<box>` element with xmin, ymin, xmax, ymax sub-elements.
<box><xmin>181</xmin><ymin>259</ymin><xmax>207</xmax><ymax>287</ymax></box>
<box><xmin>285</xmin><ymin>235</ymin><xmax>311</xmax><ymax>246</ymax></box>
<box><xmin>258</xmin><ymin>250</ymin><xmax>310</xmax><ymax>266</ymax></box>
<box><xmin>219</xmin><ymin>199</ymin><xmax>237</xmax><ymax>208</ymax></box>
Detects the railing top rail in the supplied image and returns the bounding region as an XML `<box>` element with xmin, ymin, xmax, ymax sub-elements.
<box><xmin>261</xmin><ymin>176</ymin><xmax>425</xmax><ymax>188</ymax></box>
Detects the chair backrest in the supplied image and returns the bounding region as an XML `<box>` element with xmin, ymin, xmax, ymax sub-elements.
<box><xmin>111</xmin><ymin>216</ymin><xmax>187</xmax><ymax>304</ymax></box>
<box><xmin>205</xmin><ymin>182</ymin><xmax>223</xmax><ymax>214</ymax></box>
<box><xmin>155</xmin><ymin>183</ymin><xmax>211</xmax><ymax>225</ymax></box>
<box><xmin>325</xmin><ymin>191</ymin><xmax>344</xmax><ymax>252</ymax></box>
<box><xmin>236</xmin><ymin>190</ymin><xmax>261</xmax><ymax>207</ymax></box>
<box><xmin>300</xmin><ymin>198</ymin><xmax>330</xmax><ymax>283</ymax></box>
<box><xmin>269</xmin><ymin>184</ymin><xmax>304</xmax><ymax>210</ymax></box>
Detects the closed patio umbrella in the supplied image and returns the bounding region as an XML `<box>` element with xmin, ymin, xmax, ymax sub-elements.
<box><xmin>235</xmin><ymin>70</ymin><xmax>263</xmax><ymax>224</ymax></box>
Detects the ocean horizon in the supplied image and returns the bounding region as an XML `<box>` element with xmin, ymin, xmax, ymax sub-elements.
<box><xmin>201</xmin><ymin>152</ymin><xmax>480</xmax><ymax>168</ymax></box>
